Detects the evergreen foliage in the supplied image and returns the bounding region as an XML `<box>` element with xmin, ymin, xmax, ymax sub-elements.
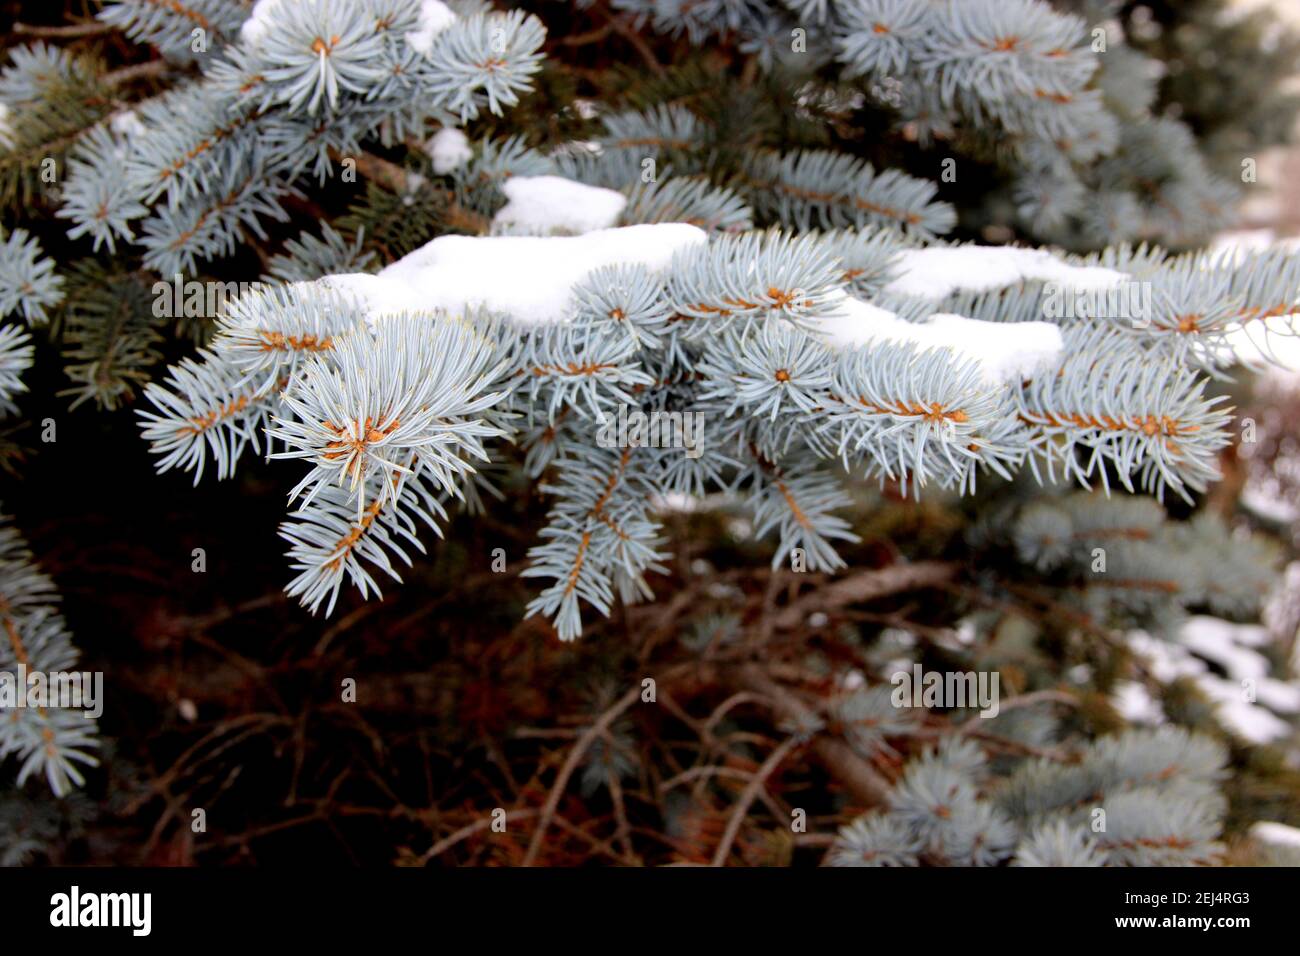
<box><xmin>0</xmin><ymin>0</ymin><xmax>1297</xmax><ymax>868</ymax></box>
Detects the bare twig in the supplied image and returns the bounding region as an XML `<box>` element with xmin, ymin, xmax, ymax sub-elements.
<box><xmin>420</xmin><ymin>809</ymin><xmax>540</xmax><ymax>864</ymax></box>
<box><xmin>710</xmin><ymin>735</ymin><xmax>798</xmax><ymax>866</ymax></box>
<box><xmin>14</xmin><ymin>21</ymin><xmax>114</xmax><ymax>38</ymax></box>
<box><xmin>733</xmin><ymin>664</ymin><xmax>893</xmax><ymax>808</ymax></box>
<box><xmin>773</xmin><ymin>561</ymin><xmax>958</xmax><ymax>630</ymax></box>
<box><xmin>347</xmin><ymin>150</ymin><xmax>414</xmax><ymax>193</ymax></box>
<box><xmin>520</xmin><ymin>684</ymin><xmax>643</xmax><ymax>865</ymax></box>
<box><xmin>103</xmin><ymin>60</ymin><xmax>173</xmax><ymax>86</ymax></box>
<box><xmin>604</xmin><ymin>13</ymin><xmax>666</xmax><ymax>77</ymax></box>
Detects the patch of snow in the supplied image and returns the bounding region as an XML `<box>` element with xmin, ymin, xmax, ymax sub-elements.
<box><xmin>425</xmin><ymin>127</ymin><xmax>473</xmax><ymax>175</ymax></box>
<box><xmin>110</xmin><ymin>110</ymin><xmax>147</xmax><ymax>140</ymax></box>
<box><xmin>725</xmin><ymin>517</ymin><xmax>751</xmax><ymax>540</ymax></box>
<box><xmin>319</xmin><ymin>223</ymin><xmax>707</xmax><ymax>326</ymax></box>
<box><xmin>1194</xmin><ymin>674</ymin><xmax>1292</xmax><ymax>743</ymax></box>
<box><xmin>650</xmin><ymin>492</ymin><xmax>702</xmax><ymax>513</ymax></box>
<box><xmin>817</xmin><ymin>292</ymin><xmax>1063</xmax><ymax>386</ymax></box>
<box><xmin>1178</xmin><ymin>616</ymin><xmax>1270</xmax><ymax>681</ymax></box>
<box><xmin>240</xmin><ymin>0</ymin><xmax>289</xmax><ymax>46</ymax></box>
<box><xmin>406</xmin><ymin>0</ymin><xmax>457</xmax><ymax>54</ymax></box>
<box><xmin>1256</xmin><ymin>677</ymin><xmax>1300</xmax><ymax>714</ymax></box>
<box><xmin>1251</xmin><ymin>821</ymin><xmax>1300</xmax><ymax>850</ymax></box>
<box><xmin>1250</xmin><ymin>821</ymin><xmax>1300</xmax><ymax>865</ymax></box>
<box><xmin>1124</xmin><ymin>630</ymin><xmax>1206</xmax><ymax>683</ymax></box>
<box><xmin>491</xmin><ymin>176</ymin><xmax>627</xmax><ymax>236</ymax></box>
<box><xmin>880</xmin><ymin>657</ymin><xmax>912</xmax><ymax>680</ymax></box>
<box><xmin>401</xmin><ymin>170</ymin><xmax>427</xmax><ymax>197</ymax></box>
<box><xmin>1221</xmin><ymin>314</ymin><xmax>1300</xmax><ymax>386</ymax></box>
<box><xmin>1209</xmin><ymin>229</ymin><xmax>1300</xmax><ymax>259</ymax></box>
<box><xmin>1211</xmin><ymin>619</ymin><xmax>1271</xmax><ymax>648</ymax></box>
<box><xmin>0</xmin><ymin>102</ymin><xmax>11</xmax><ymax>149</ymax></box>
<box><xmin>954</xmin><ymin>619</ymin><xmax>977</xmax><ymax>646</ymax></box>
<box><xmin>1124</xmin><ymin>627</ymin><xmax>1296</xmax><ymax>742</ymax></box>
<box><xmin>1204</xmin><ymin>232</ymin><xmax>1300</xmax><ymax>382</ymax></box>
<box><xmin>555</xmin><ymin>140</ymin><xmax>605</xmax><ymax>160</ymax></box>
<box><xmin>1068</xmin><ymin>663</ymin><xmax>1093</xmax><ymax>684</ymax></box>
<box><xmin>240</xmin><ymin>0</ymin><xmax>456</xmax><ymax>52</ymax></box>
<box><xmin>1112</xmin><ymin>680</ymin><xmax>1163</xmax><ymax>724</ymax></box>
<box><xmin>924</xmin><ymin>313</ymin><xmax>1062</xmax><ymax>385</ymax></box>
<box><xmin>1241</xmin><ymin>483</ymin><xmax>1300</xmax><ymax>524</ymax></box>
<box><xmin>883</xmin><ymin>245</ymin><xmax>1127</xmax><ymax>300</ymax></box>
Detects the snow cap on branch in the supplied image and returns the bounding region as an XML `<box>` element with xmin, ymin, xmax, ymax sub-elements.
<box><xmin>884</xmin><ymin>245</ymin><xmax>1128</xmax><ymax>300</ymax></box>
<box><xmin>491</xmin><ymin>175</ymin><xmax>628</xmax><ymax>235</ymax></box>
<box><xmin>816</xmin><ymin>291</ymin><xmax>1064</xmax><ymax>386</ymax></box>
<box><xmin>425</xmin><ymin>127</ymin><xmax>473</xmax><ymax>175</ymax></box>
<box><xmin>406</xmin><ymin>0</ymin><xmax>458</xmax><ymax>53</ymax></box>
<box><xmin>324</xmin><ymin>223</ymin><xmax>708</xmax><ymax>325</ymax></box>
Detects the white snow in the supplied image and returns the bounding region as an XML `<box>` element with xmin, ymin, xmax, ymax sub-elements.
<box><xmin>406</xmin><ymin>0</ymin><xmax>457</xmax><ymax>54</ymax></box>
<box><xmin>1178</xmin><ymin>616</ymin><xmax>1270</xmax><ymax>682</ymax></box>
<box><xmin>491</xmin><ymin>176</ymin><xmax>627</xmax><ymax>236</ymax></box>
<box><xmin>239</xmin><ymin>0</ymin><xmax>288</xmax><ymax>46</ymax></box>
<box><xmin>1255</xmin><ymin>677</ymin><xmax>1300</xmax><ymax>714</ymax></box>
<box><xmin>1195</xmin><ymin>675</ymin><xmax>1292</xmax><ymax>743</ymax></box>
<box><xmin>110</xmin><ymin>110</ymin><xmax>147</xmax><ymax>140</ymax></box>
<box><xmin>1112</xmin><ymin>680</ymin><xmax>1163</xmax><ymax>724</ymax></box>
<box><xmin>883</xmin><ymin>245</ymin><xmax>1127</xmax><ymax>300</ymax></box>
<box><xmin>1241</xmin><ymin>483</ymin><xmax>1300</xmax><ymax>524</ymax></box>
<box><xmin>1125</xmin><ymin>630</ymin><xmax>1208</xmax><ymax>683</ymax></box>
<box><xmin>1221</xmin><ymin>314</ymin><xmax>1300</xmax><ymax>385</ymax></box>
<box><xmin>923</xmin><ymin>313</ymin><xmax>1063</xmax><ymax>384</ymax></box>
<box><xmin>1251</xmin><ymin>821</ymin><xmax>1300</xmax><ymax>850</ymax></box>
<box><xmin>954</xmin><ymin>619</ymin><xmax>976</xmax><ymax>646</ymax></box>
<box><xmin>816</xmin><ymin>291</ymin><xmax>1063</xmax><ymax>386</ymax></box>
<box><xmin>1200</xmin><ymin>230</ymin><xmax>1300</xmax><ymax>383</ymax></box>
<box><xmin>650</xmin><ymin>492</ymin><xmax>703</xmax><ymax>513</ymax></box>
<box><xmin>402</xmin><ymin>170</ymin><xmax>428</xmax><ymax>196</ymax></box>
<box><xmin>1124</xmin><ymin>628</ymin><xmax>1298</xmax><ymax>744</ymax></box>
<box><xmin>0</xmin><ymin>102</ymin><xmax>11</xmax><ymax>149</ymax></box>
<box><xmin>241</xmin><ymin>0</ymin><xmax>455</xmax><ymax>51</ymax></box>
<box><xmin>815</xmin><ymin>292</ymin><xmax>901</xmax><ymax>344</ymax></box>
<box><xmin>1210</xmin><ymin>229</ymin><xmax>1300</xmax><ymax>258</ymax></box>
<box><xmin>1183</xmin><ymin>615</ymin><xmax>1271</xmax><ymax>648</ymax></box>
<box><xmin>1249</xmin><ymin>822</ymin><xmax>1300</xmax><ymax>864</ymax></box>
<box><xmin>425</xmin><ymin>127</ymin><xmax>473</xmax><ymax>175</ymax></box>
<box><xmin>320</xmin><ymin>223</ymin><xmax>707</xmax><ymax>326</ymax></box>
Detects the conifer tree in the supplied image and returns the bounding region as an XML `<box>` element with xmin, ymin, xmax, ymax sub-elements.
<box><xmin>1</xmin><ymin>0</ymin><xmax>1298</xmax><ymax>867</ymax></box>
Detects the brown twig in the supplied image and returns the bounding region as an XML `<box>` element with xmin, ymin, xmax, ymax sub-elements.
<box><xmin>733</xmin><ymin>664</ymin><xmax>893</xmax><ymax>808</ymax></box>
<box><xmin>103</xmin><ymin>60</ymin><xmax>173</xmax><ymax>86</ymax></box>
<box><xmin>520</xmin><ymin>683</ymin><xmax>644</xmax><ymax>866</ymax></box>
<box><xmin>14</xmin><ymin>21</ymin><xmax>114</xmax><ymax>38</ymax></box>
<box><xmin>420</xmin><ymin>808</ymin><xmax>541</xmax><ymax>864</ymax></box>
<box><xmin>710</xmin><ymin>735</ymin><xmax>798</xmax><ymax>866</ymax></box>
<box><xmin>604</xmin><ymin>12</ymin><xmax>666</xmax><ymax>77</ymax></box>
<box><xmin>773</xmin><ymin>560</ymin><xmax>958</xmax><ymax>630</ymax></box>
